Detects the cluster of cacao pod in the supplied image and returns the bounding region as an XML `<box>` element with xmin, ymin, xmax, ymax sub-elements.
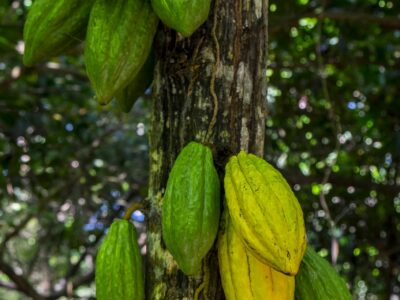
<box><xmin>23</xmin><ymin>0</ymin><xmax>211</xmax><ymax>112</ymax></box>
<box><xmin>23</xmin><ymin>0</ymin><xmax>352</xmax><ymax>297</ymax></box>
<box><xmin>162</xmin><ymin>144</ymin><xmax>352</xmax><ymax>299</ymax></box>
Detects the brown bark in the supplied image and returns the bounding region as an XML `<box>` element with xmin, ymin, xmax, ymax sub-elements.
<box><xmin>146</xmin><ymin>0</ymin><xmax>269</xmax><ymax>299</ymax></box>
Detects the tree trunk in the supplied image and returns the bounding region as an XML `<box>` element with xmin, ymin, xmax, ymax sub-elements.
<box><xmin>146</xmin><ymin>0</ymin><xmax>269</xmax><ymax>298</ymax></box>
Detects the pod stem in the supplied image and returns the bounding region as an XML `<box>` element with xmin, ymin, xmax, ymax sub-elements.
<box><xmin>194</xmin><ymin>255</ymin><xmax>210</xmax><ymax>300</ymax></box>
<box><xmin>123</xmin><ymin>202</ymin><xmax>143</xmax><ymax>220</ymax></box>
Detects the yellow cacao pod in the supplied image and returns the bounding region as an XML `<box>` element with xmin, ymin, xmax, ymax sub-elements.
<box><xmin>218</xmin><ymin>212</ymin><xmax>295</xmax><ymax>300</ymax></box>
<box><xmin>224</xmin><ymin>151</ymin><xmax>307</xmax><ymax>275</ymax></box>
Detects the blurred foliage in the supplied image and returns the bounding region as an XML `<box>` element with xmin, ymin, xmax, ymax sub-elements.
<box><xmin>0</xmin><ymin>1</ymin><xmax>149</xmax><ymax>299</ymax></box>
<box><xmin>267</xmin><ymin>0</ymin><xmax>400</xmax><ymax>298</ymax></box>
<box><xmin>0</xmin><ymin>0</ymin><xmax>399</xmax><ymax>299</ymax></box>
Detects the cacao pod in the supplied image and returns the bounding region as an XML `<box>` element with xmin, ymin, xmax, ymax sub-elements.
<box><xmin>218</xmin><ymin>212</ymin><xmax>295</xmax><ymax>300</ymax></box>
<box><xmin>224</xmin><ymin>151</ymin><xmax>307</xmax><ymax>275</ymax></box>
<box><xmin>85</xmin><ymin>0</ymin><xmax>158</xmax><ymax>105</ymax></box>
<box><xmin>115</xmin><ymin>50</ymin><xmax>155</xmax><ymax>113</ymax></box>
<box><xmin>162</xmin><ymin>142</ymin><xmax>220</xmax><ymax>275</ymax></box>
<box><xmin>295</xmin><ymin>247</ymin><xmax>352</xmax><ymax>300</ymax></box>
<box><xmin>23</xmin><ymin>0</ymin><xmax>95</xmax><ymax>66</ymax></box>
<box><xmin>95</xmin><ymin>219</ymin><xmax>144</xmax><ymax>300</ymax></box>
<box><xmin>151</xmin><ymin>0</ymin><xmax>211</xmax><ymax>37</ymax></box>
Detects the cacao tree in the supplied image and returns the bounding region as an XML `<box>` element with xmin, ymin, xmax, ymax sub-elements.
<box><xmin>145</xmin><ymin>0</ymin><xmax>269</xmax><ymax>297</ymax></box>
<box><xmin>2</xmin><ymin>0</ymin><xmax>400</xmax><ymax>298</ymax></box>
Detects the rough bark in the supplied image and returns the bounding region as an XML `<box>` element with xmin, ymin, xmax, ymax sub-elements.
<box><xmin>146</xmin><ymin>0</ymin><xmax>269</xmax><ymax>298</ymax></box>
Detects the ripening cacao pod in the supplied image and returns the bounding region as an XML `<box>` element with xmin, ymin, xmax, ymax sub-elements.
<box><xmin>85</xmin><ymin>0</ymin><xmax>158</xmax><ymax>105</ymax></box>
<box><xmin>295</xmin><ymin>247</ymin><xmax>352</xmax><ymax>300</ymax></box>
<box><xmin>218</xmin><ymin>212</ymin><xmax>295</xmax><ymax>300</ymax></box>
<box><xmin>151</xmin><ymin>0</ymin><xmax>211</xmax><ymax>37</ymax></box>
<box><xmin>115</xmin><ymin>50</ymin><xmax>155</xmax><ymax>113</ymax></box>
<box><xmin>23</xmin><ymin>0</ymin><xmax>95</xmax><ymax>66</ymax></box>
<box><xmin>95</xmin><ymin>219</ymin><xmax>144</xmax><ymax>300</ymax></box>
<box><xmin>224</xmin><ymin>151</ymin><xmax>307</xmax><ymax>275</ymax></box>
<box><xmin>162</xmin><ymin>142</ymin><xmax>220</xmax><ymax>275</ymax></box>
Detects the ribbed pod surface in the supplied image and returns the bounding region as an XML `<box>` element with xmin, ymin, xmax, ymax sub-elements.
<box><xmin>162</xmin><ymin>142</ymin><xmax>220</xmax><ymax>275</ymax></box>
<box><xmin>151</xmin><ymin>0</ymin><xmax>211</xmax><ymax>37</ymax></box>
<box><xmin>23</xmin><ymin>0</ymin><xmax>94</xmax><ymax>66</ymax></box>
<box><xmin>95</xmin><ymin>220</ymin><xmax>144</xmax><ymax>300</ymax></box>
<box><xmin>224</xmin><ymin>151</ymin><xmax>307</xmax><ymax>275</ymax></box>
<box><xmin>218</xmin><ymin>213</ymin><xmax>295</xmax><ymax>300</ymax></box>
<box><xmin>85</xmin><ymin>0</ymin><xmax>158</xmax><ymax>105</ymax></box>
<box><xmin>295</xmin><ymin>247</ymin><xmax>352</xmax><ymax>300</ymax></box>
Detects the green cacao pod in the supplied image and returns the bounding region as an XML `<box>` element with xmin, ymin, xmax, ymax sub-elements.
<box><xmin>23</xmin><ymin>0</ymin><xmax>95</xmax><ymax>66</ymax></box>
<box><xmin>85</xmin><ymin>0</ymin><xmax>159</xmax><ymax>105</ymax></box>
<box><xmin>151</xmin><ymin>0</ymin><xmax>211</xmax><ymax>37</ymax></box>
<box><xmin>115</xmin><ymin>50</ymin><xmax>155</xmax><ymax>113</ymax></box>
<box><xmin>95</xmin><ymin>219</ymin><xmax>144</xmax><ymax>300</ymax></box>
<box><xmin>162</xmin><ymin>142</ymin><xmax>220</xmax><ymax>275</ymax></box>
<box><xmin>295</xmin><ymin>247</ymin><xmax>352</xmax><ymax>300</ymax></box>
<box><xmin>218</xmin><ymin>212</ymin><xmax>295</xmax><ymax>300</ymax></box>
<box><xmin>224</xmin><ymin>151</ymin><xmax>307</xmax><ymax>275</ymax></box>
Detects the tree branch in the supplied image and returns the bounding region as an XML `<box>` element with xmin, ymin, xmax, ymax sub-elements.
<box><xmin>0</xmin><ymin>214</ymin><xmax>33</xmax><ymax>254</ymax></box>
<box><xmin>45</xmin><ymin>271</ymin><xmax>94</xmax><ymax>300</ymax></box>
<box><xmin>282</xmin><ymin>169</ymin><xmax>400</xmax><ymax>198</ymax></box>
<box><xmin>0</xmin><ymin>259</ymin><xmax>44</xmax><ymax>300</ymax></box>
<box><xmin>0</xmin><ymin>280</ymin><xmax>16</xmax><ymax>290</ymax></box>
<box><xmin>270</xmin><ymin>10</ymin><xmax>400</xmax><ymax>33</ymax></box>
